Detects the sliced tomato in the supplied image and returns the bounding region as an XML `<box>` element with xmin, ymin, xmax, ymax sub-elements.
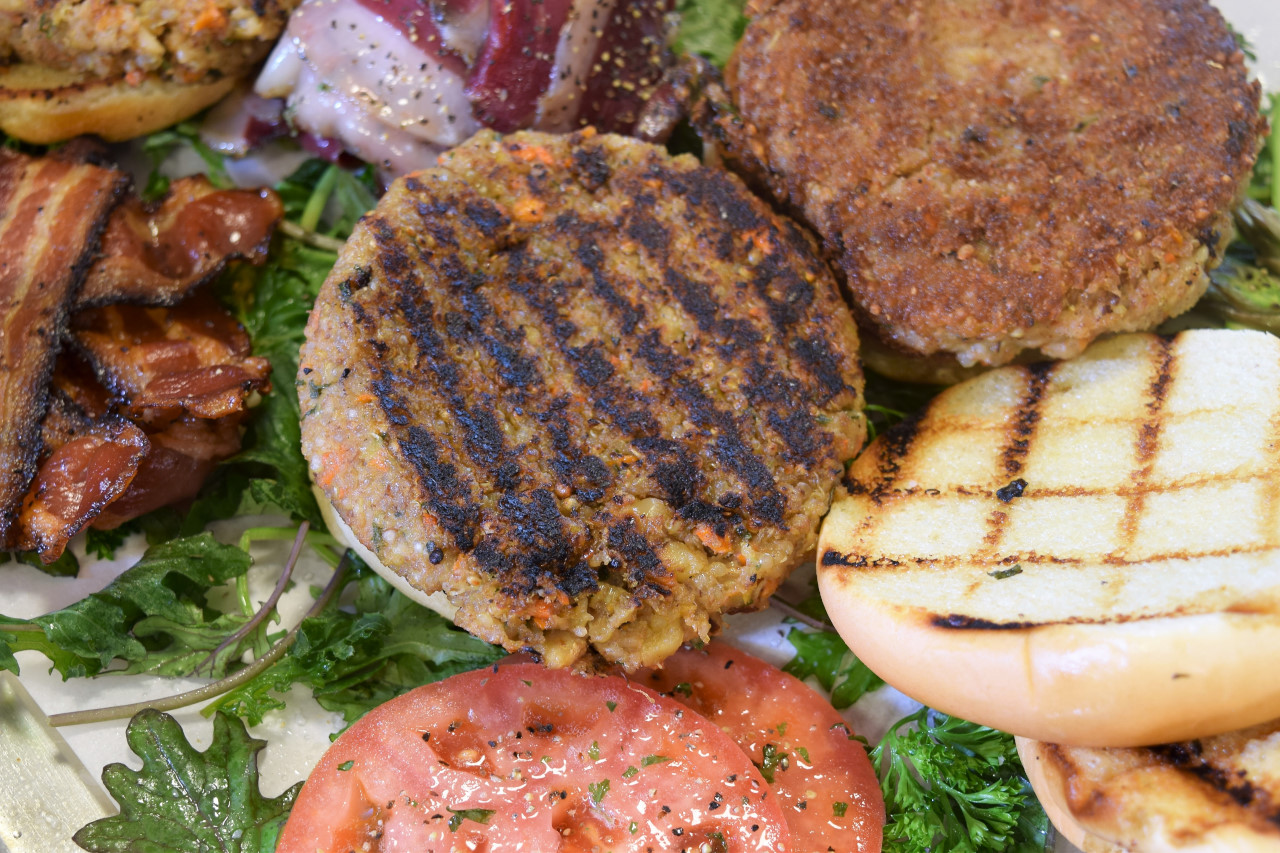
<box><xmin>639</xmin><ymin>642</ymin><xmax>885</xmax><ymax>853</ymax></box>
<box><xmin>278</xmin><ymin>661</ymin><xmax>791</xmax><ymax>853</ymax></box>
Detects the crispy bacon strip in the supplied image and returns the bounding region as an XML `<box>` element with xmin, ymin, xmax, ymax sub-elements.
<box><xmin>0</xmin><ymin>149</ymin><xmax>127</xmax><ymax>547</ymax></box>
<box><xmin>90</xmin><ymin>415</ymin><xmax>245</xmax><ymax>531</ymax></box>
<box><xmin>19</xmin><ymin>354</ymin><xmax>250</xmax><ymax>559</ymax></box>
<box><xmin>17</xmin><ymin>398</ymin><xmax>150</xmax><ymax>561</ymax></box>
<box><xmin>71</xmin><ymin>292</ymin><xmax>271</xmax><ymax>421</ymax></box>
<box><xmin>75</xmin><ymin>177</ymin><xmax>284</xmax><ymax>309</ymax></box>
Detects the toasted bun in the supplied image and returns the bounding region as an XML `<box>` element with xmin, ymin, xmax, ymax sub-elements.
<box><xmin>1017</xmin><ymin>723</ymin><xmax>1280</xmax><ymax>852</ymax></box>
<box><xmin>312</xmin><ymin>485</ymin><xmax>457</xmax><ymax>621</ymax></box>
<box><xmin>0</xmin><ymin>64</ymin><xmax>238</xmax><ymax>144</ymax></box>
<box><xmin>818</xmin><ymin>329</ymin><xmax>1280</xmax><ymax>747</ymax></box>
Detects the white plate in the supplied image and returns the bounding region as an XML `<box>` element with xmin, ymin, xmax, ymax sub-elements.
<box><xmin>5</xmin><ymin>0</ymin><xmax>1278</xmax><ymax>846</ymax></box>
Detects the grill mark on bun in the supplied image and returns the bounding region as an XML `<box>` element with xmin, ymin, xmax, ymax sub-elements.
<box><xmin>1001</xmin><ymin>362</ymin><xmax>1052</xmax><ymax>478</ymax></box>
<box><xmin>982</xmin><ymin>362</ymin><xmax>1052</xmax><ymax>553</ymax></box>
<box><xmin>1113</xmin><ymin>336</ymin><xmax>1175</xmax><ymax>565</ymax></box>
<box><xmin>852</xmin><ymin>411</ymin><xmax>923</xmax><ymax>502</ymax></box>
<box><xmin>1033</xmin><ymin>723</ymin><xmax>1280</xmax><ymax>844</ymax></box>
<box><xmin>1263</xmin><ymin>403</ymin><xmax>1280</xmax><ymax>556</ymax></box>
<box><xmin>1148</xmin><ymin>741</ymin><xmax>1276</xmax><ymax>816</ymax></box>
<box><xmin>931</xmin><ymin>613</ymin><xmax>1036</xmax><ymax>631</ymax></box>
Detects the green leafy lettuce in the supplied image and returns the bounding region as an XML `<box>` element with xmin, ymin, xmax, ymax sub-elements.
<box><xmin>784</xmin><ymin>629</ymin><xmax>885</xmax><ymax>709</ymax></box>
<box><xmin>779</xmin><ymin>579</ymin><xmax>885</xmax><ymax>708</ymax></box>
<box><xmin>675</xmin><ymin>0</ymin><xmax>748</xmax><ymax>68</ymax></box>
<box><xmin>1</xmin><ymin>535</ymin><xmax>256</xmax><ymax>679</ymax></box>
<box><xmin>213</xmin><ymin>568</ymin><xmax>503</xmax><ymax>726</ymax></box>
<box><xmin>74</xmin><ymin>709</ymin><xmax>298</xmax><ymax>853</ymax></box>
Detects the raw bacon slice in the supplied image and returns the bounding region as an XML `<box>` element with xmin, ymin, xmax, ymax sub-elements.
<box><xmin>75</xmin><ymin>177</ymin><xmax>283</xmax><ymax>309</ymax></box>
<box><xmin>0</xmin><ymin>149</ymin><xmax>127</xmax><ymax>547</ymax></box>
<box><xmin>71</xmin><ymin>293</ymin><xmax>271</xmax><ymax>422</ymax></box>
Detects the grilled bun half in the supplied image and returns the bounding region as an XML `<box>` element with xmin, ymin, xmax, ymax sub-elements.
<box><xmin>0</xmin><ymin>65</ymin><xmax>237</xmax><ymax>144</ymax></box>
<box><xmin>1017</xmin><ymin>722</ymin><xmax>1280</xmax><ymax>852</ymax></box>
<box><xmin>818</xmin><ymin>329</ymin><xmax>1280</xmax><ymax>747</ymax></box>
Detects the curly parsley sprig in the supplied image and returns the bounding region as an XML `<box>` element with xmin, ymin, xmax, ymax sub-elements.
<box><xmin>872</xmin><ymin>708</ymin><xmax>1051</xmax><ymax>853</ymax></box>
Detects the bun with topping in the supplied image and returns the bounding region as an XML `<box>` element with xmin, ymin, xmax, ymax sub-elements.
<box><xmin>0</xmin><ymin>0</ymin><xmax>298</xmax><ymax>143</ymax></box>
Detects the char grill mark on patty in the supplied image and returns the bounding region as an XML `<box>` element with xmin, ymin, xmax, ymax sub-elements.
<box><xmin>412</xmin><ymin>164</ymin><xmax>803</xmax><ymax>548</ymax></box>
<box><xmin>375</xmin><ymin>239</ymin><xmax>520</xmax><ymax>491</ymax></box>
<box><xmin>607</xmin><ymin>516</ymin><xmax>673</xmax><ymax>596</ymax></box>
<box><xmin>395</xmin><ymin>167</ymin><xmax>808</xmax><ymax>534</ymax></box>
<box><xmin>508</xmin><ymin>212</ymin><xmax>791</xmax><ymax>529</ymax></box>
<box><xmin>361</xmin><ymin>199</ymin><xmax>653</xmax><ymax>598</ymax></box>
<box><xmin>300</xmin><ymin>130</ymin><xmax>867</xmax><ymax>668</ymax></box>
<box><xmin>573</xmin><ymin>231</ymin><xmax>647</xmax><ymax>334</ymax></box>
<box><xmin>498</xmin><ymin>241</ymin><xmax>660</xmax><ymax>437</ymax></box>
<box><xmin>536</xmin><ymin>398</ymin><xmax>612</xmax><ymax>504</ymax></box>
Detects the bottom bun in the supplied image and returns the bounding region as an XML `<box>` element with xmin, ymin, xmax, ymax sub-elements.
<box><xmin>1017</xmin><ymin>727</ymin><xmax>1280</xmax><ymax>852</ymax></box>
<box><xmin>313</xmin><ymin>485</ymin><xmax>457</xmax><ymax>620</ymax></box>
<box><xmin>817</xmin><ymin>580</ymin><xmax>1280</xmax><ymax>747</ymax></box>
<box><xmin>0</xmin><ymin>64</ymin><xmax>238</xmax><ymax>143</ymax></box>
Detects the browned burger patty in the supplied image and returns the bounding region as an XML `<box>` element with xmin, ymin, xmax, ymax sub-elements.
<box><xmin>300</xmin><ymin>129</ymin><xmax>866</xmax><ymax>670</ymax></box>
<box><xmin>700</xmin><ymin>0</ymin><xmax>1267</xmax><ymax>374</ymax></box>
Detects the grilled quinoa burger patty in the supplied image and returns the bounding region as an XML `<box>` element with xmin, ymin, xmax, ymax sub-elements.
<box><xmin>300</xmin><ymin>129</ymin><xmax>866</xmax><ymax>671</ymax></box>
<box><xmin>700</xmin><ymin>0</ymin><xmax>1266</xmax><ymax>376</ymax></box>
